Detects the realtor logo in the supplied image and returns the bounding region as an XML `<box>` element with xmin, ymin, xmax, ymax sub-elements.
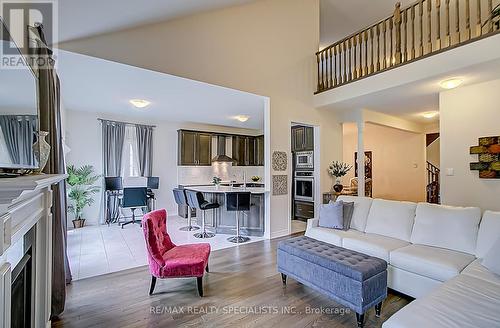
<box><xmin>0</xmin><ymin>0</ymin><xmax>57</xmax><ymax>68</ymax></box>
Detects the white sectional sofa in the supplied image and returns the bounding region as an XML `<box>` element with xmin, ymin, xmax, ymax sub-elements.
<box><xmin>305</xmin><ymin>196</ymin><xmax>500</xmax><ymax>328</ymax></box>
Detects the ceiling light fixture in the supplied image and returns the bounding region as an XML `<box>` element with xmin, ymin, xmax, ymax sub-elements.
<box><xmin>235</xmin><ymin>115</ymin><xmax>250</xmax><ymax>122</ymax></box>
<box><xmin>422</xmin><ymin>111</ymin><xmax>439</xmax><ymax>119</ymax></box>
<box><xmin>439</xmin><ymin>78</ymin><xmax>463</xmax><ymax>90</ymax></box>
<box><xmin>129</xmin><ymin>99</ymin><xmax>151</xmax><ymax>108</ymax></box>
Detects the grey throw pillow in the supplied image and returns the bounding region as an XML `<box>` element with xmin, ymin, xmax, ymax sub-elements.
<box><xmin>342</xmin><ymin>201</ymin><xmax>354</xmax><ymax>230</ymax></box>
<box><xmin>319</xmin><ymin>200</ymin><xmax>344</xmax><ymax>229</ymax></box>
<box><xmin>482</xmin><ymin>237</ymin><xmax>500</xmax><ymax>276</ymax></box>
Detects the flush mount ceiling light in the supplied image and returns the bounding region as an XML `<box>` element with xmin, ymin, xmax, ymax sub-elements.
<box><xmin>439</xmin><ymin>78</ymin><xmax>464</xmax><ymax>90</ymax></box>
<box><xmin>129</xmin><ymin>99</ymin><xmax>151</xmax><ymax>108</ymax></box>
<box><xmin>235</xmin><ymin>115</ymin><xmax>250</xmax><ymax>122</ymax></box>
<box><xmin>422</xmin><ymin>111</ymin><xmax>439</xmax><ymax>119</ymax></box>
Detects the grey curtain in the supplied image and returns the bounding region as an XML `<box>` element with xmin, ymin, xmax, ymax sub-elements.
<box><xmin>102</xmin><ymin>120</ymin><xmax>125</xmax><ymax>176</ymax></box>
<box><xmin>101</xmin><ymin>120</ymin><xmax>125</xmax><ymax>222</ymax></box>
<box><xmin>0</xmin><ymin>115</ymin><xmax>37</xmax><ymax>165</ymax></box>
<box><xmin>135</xmin><ymin>125</ymin><xmax>153</xmax><ymax>176</ymax></box>
<box><xmin>30</xmin><ymin>24</ymin><xmax>70</xmax><ymax>318</ymax></box>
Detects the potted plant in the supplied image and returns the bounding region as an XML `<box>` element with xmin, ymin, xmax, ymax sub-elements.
<box><xmin>67</xmin><ymin>164</ymin><xmax>101</xmax><ymax>228</ymax></box>
<box><xmin>328</xmin><ymin>161</ymin><xmax>352</xmax><ymax>193</ymax></box>
<box><xmin>212</xmin><ymin>176</ymin><xmax>222</xmax><ymax>189</ymax></box>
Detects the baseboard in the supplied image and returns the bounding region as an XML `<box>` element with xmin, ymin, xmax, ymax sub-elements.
<box><xmin>271</xmin><ymin>228</ymin><xmax>289</xmax><ymax>239</ymax></box>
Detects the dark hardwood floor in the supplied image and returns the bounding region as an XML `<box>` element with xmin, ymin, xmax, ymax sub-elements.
<box><xmin>52</xmin><ymin>237</ymin><xmax>411</xmax><ymax>328</ymax></box>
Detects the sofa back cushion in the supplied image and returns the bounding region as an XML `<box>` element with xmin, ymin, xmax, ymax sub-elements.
<box><xmin>336</xmin><ymin>196</ymin><xmax>373</xmax><ymax>232</ymax></box>
<box><xmin>365</xmin><ymin>199</ymin><xmax>417</xmax><ymax>241</ymax></box>
<box><xmin>476</xmin><ymin>211</ymin><xmax>500</xmax><ymax>258</ymax></box>
<box><xmin>411</xmin><ymin>203</ymin><xmax>481</xmax><ymax>254</ymax></box>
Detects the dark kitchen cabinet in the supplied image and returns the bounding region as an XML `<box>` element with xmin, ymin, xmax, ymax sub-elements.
<box><xmin>291</xmin><ymin>126</ymin><xmax>314</xmax><ymax>152</ymax></box>
<box><xmin>178</xmin><ymin>130</ymin><xmax>213</xmax><ymax>166</ymax></box>
<box><xmin>232</xmin><ymin>135</ymin><xmax>263</xmax><ymax>166</ymax></box>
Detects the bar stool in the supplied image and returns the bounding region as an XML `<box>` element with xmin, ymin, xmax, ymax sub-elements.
<box><xmin>226</xmin><ymin>192</ymin><xmax>251</xmax><ymax>243</ymax></box>
<box><xmin>185</xmin><ymin>190</ymin><xmax>219</xmax><ymax>239</ymax></box>
<box><xmin>172</xmin><ymin>188</ymin><xmax>200</xmax><ymax>231</ymax></box>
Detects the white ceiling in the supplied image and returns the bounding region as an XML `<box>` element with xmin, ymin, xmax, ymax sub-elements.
<box><xmin>329</xmin><ymin>58</ymin><xmax>500</xmax><ymax>124</ymax></box>
<box><xmin>57</xmin><ymin>0</ymin><xmax>254</xmax><ymax>43</ymax></box>
<box><xmin>320</xmin><ymin>0</ymin><xmax>415</xmax><ymax>48</ymax></box>
<box><xmin>57</xmin><ymin>50</ymin><xmax>265</xmax><ymax>129</ymax></box>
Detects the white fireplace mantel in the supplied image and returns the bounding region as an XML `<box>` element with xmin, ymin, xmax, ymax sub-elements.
<box><xmin>0</xmin><ymin>174</ymin><xmax>67</xmax><ymax>328</ymax></box>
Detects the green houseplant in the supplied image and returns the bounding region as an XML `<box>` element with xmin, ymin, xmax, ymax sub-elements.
<box><xmin>67</xmin><ymin>164</ymin><xmax>101</xmax><ymax>228</ymax></box>
<box><xmin>328</xmin><ymin>161</ymin><xmax>352</xmax><ymax>193</ymax></box>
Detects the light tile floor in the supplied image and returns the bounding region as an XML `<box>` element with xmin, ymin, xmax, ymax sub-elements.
<box><xmin>67</xmin><ymin>215</ymin><xmax>265</xmax><ymax>280</ymax></box>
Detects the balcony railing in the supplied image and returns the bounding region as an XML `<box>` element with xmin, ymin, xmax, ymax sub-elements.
<box><xmin>316</xmin><ymin>0</ymin><xmax>500</xmax><ymax>94</ymax></box>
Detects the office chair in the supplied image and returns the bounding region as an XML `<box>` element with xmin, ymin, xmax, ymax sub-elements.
<box><xmin>120</xmin><ymin>187</ymin><xmax>148</xmax><ymax>228</ymax></box>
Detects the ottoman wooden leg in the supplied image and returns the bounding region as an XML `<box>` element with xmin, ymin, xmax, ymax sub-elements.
<box><xmin>281</xmin><ymin>273</ymin><xmax>287</xmax><ymax>285</ymax></box>
<box><xmin>375</xmin><ymin>301</ymin><xmax>383</xmax><ymax>317</ymax></box>
<box><xmin>356</xmin><ymin>313</ymin><xmax>365</xmax><ymax>328</ymax></box>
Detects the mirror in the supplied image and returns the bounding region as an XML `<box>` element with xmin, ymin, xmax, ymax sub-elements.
<box><xmin>0</xmin><ymin>20</ymin><xmax>39</xmax><ymax>170</ymax></box>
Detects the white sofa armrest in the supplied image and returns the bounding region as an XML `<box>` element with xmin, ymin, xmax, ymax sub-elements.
<box><xmin>307</xmin><ymin>218</ymin><xmax>319</xmax><ymax>231</ymax></box>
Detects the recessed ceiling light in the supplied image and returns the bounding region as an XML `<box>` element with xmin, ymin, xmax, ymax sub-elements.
<box><xmin>439</xmin><ymin>78</ymin><xmax>463</xmax><ymax>89</ymax></box>
<box><xmin>129</xmin><ymin>99</ymin><xmax>151</xmax><ymax>108</ymax></box>
<box><xmin>235</xmin><ymin>115</ymin><xmax>250</xmax><ymax>122</ymax></box>
<box><xmin>422</xmin><ymin>111</ymin><xmax>439</xmax><ymax>119</ymax></box>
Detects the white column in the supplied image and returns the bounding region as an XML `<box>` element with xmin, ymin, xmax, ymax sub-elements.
<box><xmin>357</xmin><ymin>121</ymin><xmax>365</xmax><ymax>197</ymax></box>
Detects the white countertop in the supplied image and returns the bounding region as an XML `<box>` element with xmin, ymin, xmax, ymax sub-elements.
<box><xmin>185</xmin><ymin>185</ymin><xmax>268</xmax><ymax>194</ymax></box>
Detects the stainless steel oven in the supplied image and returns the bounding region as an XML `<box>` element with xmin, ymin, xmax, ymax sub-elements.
<box><xmin>295</xmin><ymin>151</ymin><xmax>314</xmax><ymax>170</ymax></box>
<box><xmin>294</xmin><ymin>171</ymin><xmax>314</xmax><ymax>202</ymax></box>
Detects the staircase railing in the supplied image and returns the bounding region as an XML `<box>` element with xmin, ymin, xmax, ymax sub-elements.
<box><xmin>426</xmin><ymin>161</ymin><xmax>440</xmax><ymax>204</ymax></box>
<box><xmin>316</xmin><ymin>0</ymin><xmax>500</xmax><ymax>94</ymax></box>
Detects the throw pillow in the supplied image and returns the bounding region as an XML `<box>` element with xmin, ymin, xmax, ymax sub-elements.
<box><xmin>482</xmin><ymin>236</ymin><xmax>500</xmax><ymax>276</ymax></box>
<box><xmin>342</xmin><ymin>201</ymin><xmax>354</xmax><ymax>230</ymax></box>
<box><xmin>319</xmin><ymin>200</ymin><xmax>344</xmax><ymax>229</ymax></box>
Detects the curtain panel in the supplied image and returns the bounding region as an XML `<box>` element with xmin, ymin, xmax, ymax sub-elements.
<box><xmin>30</xmin><ymin>24</ymin><xmax>70</xmax><ymax>318</ymax></box>
<box><xmin>136</xmin><ymin>125</ymin><xmax>153</xmax><ymax>176</ymax></box>
<box><xmin>0</xmin><ymin>115</ymin><xmax>37</xmax><ymax>165</ymax></box>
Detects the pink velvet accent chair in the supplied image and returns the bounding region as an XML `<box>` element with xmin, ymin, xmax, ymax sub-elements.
<box><xmin>142</xmin><ymin>209</ymin><xmax>210</xmax><ymax>296</ymax></box>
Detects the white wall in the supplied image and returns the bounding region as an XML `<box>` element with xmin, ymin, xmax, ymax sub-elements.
<box><xmin>426</xmin><ymin>138</ymin><xmax>440</xmax><ymax>168</ymax></box>
<box><xmin>343</xmin><ymin>122</ymin><xmax>426</xmax><ymax>202</ymax></box>
<box><xmin>65</xmin><ymin>109</ymin><xmax>264</xmax><ymax>225</ymax></box>
<box><xmin>440</xmin><ymin>79</ymin><xmax>500</xmax><ymax>211</ymax></box>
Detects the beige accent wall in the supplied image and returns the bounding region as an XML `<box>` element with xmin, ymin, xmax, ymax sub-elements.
<box><xmin>343</xmin><ymin>123</ymin><xmax>426</xmax><ymax>202</ymax></box>
<box><xmin>426</xmin><ymin>138</ymin><xmax>440</xmax><ymax>169</ymax></box>
<box><xmin>440</xmin><ymin>79</ymin><xmax>500</xmax><ymax>211</ymax></box>
<box><xmin>60</xmin><ymin>0</ymin><xmax>343</xmax><ymax>237</ymax></box>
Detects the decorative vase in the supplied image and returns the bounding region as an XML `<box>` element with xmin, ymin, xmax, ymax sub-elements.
<box><xmin>33</xmin><ymin>131</ymin><xmax>50</xmax><ymax>173</ymax></box>
<box><xmin>333</xmin><ymin>178</ymin><xmax>343</xmax><ymax>193</ymax></box>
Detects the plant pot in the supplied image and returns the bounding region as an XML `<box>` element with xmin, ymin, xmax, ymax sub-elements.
<box><xmin>72</xmin><ymin>219</ymin><xmax>86</xmax><ymax>229</ymax></box>
<box><xmin>333</xmin><ymin>184</ymin><xmax>344</xmax><ymax>193</ymax></box>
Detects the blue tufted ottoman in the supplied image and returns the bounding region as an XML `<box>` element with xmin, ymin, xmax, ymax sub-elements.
<box><xmin>277</xmin><ymin>236</ymin><xmax>387</xmax><ymax>328</ymax></box>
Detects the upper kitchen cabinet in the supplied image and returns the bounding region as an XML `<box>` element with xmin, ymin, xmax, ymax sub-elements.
<box><xmin>178</xmin><ymin>130</ymin><xmax>213</xmax><ymax>166</ymax></box>
<box><xmin>232</xmin><ymin>135</ymin><xmax>264</xmax><ymax>166</ymax></box>
<box><xmin>291</xmin><ymin>126</ymin><xmax>313</xmax><ymax>152</ymax></box>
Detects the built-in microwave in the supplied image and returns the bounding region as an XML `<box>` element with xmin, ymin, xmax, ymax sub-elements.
<box><xmin>295</xmin><ymin>151</ymin><xmax>313</xmax><ymax>170</ymax></box>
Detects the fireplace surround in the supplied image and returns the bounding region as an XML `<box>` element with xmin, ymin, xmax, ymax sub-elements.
<box><xmin>0</xmin><ymin>174</ymin><xmax>66</xmax><ymax>327</ymax></box>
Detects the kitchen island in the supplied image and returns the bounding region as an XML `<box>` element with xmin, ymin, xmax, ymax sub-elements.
<box><xmin>184</xmin><ymin>186</ymin><xmax>267</xmax><ymax>237</ymax></box>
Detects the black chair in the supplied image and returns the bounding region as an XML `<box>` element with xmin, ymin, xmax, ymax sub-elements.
<box><xmin>120</xmin><ymin>187</ymin><xmax>148</xmax><ymax>228</ymax></box>
<box><xmin>104</xmin><ymin>177</ymin><xmax>123</xmax><ymax>224</ymax></box>
<box><xmin>147</xmin><ymin>177</ymin><xmax>160</xmax><ymax>211</ymax></box>
<box><xmin>172</xmin><ymin>188</ymin><xmax>200</xmax><ymax>231</ymax></box>
<box><xmin>226</xmin><ymin>192</ymin><xmax>251</xmax><ymax>243</ymax></box>
<box><xmin>147</xmin><ymin>177</ymin><xmax>160</xmax><ymax>190</ymax></box>
<box><xmin>185</xmin><ymin>190</ymin><xmax>219</xmax><ymax>239</ymax></box>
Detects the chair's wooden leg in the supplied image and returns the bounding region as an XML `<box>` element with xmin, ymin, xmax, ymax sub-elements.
<box><xmin>205</xmin><ymin>263</ymin><xmax>209</xmax><ymax>273</ymax></box>
<box><xmin>197</xmin><ymin>277</ymin><xmax>203</xmax><ymax>297</ymax></box>
<box><xmin>149</xmin><ymin>276</ymin><xmax>157</xmax><ymax>295</ymax></box>
<box><xmin>281</xmin><ymin>273</ymin><xmax>287</xmax><ymax>285</ymax></box>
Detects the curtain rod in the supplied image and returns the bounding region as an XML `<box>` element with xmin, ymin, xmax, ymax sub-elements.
<box><xmin>97</xmin><ymin>118</ymin><xmax>156</xmax><ymax>128</ymax></box>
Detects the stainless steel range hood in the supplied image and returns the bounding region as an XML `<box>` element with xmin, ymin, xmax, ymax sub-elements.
<box><xmin>212</xmin><ymin>135</ymin><xmax>235</xmax><ymax>163</ymax></box>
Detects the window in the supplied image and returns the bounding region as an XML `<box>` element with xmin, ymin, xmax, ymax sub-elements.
<box><xmin>122</xmin><ymin>125</ymin><xmax>140</xmax><ymax>177</ymax></box>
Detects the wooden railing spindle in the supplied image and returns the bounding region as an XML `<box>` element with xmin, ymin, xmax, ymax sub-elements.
<box><xmin>359</xmin><ymin>34</ymin><xmax>363</xmax><ymax>75</ymax></box>
<box><xmin>348</xmin><ymin>38</ymin><xmax>353</xmax><ymax>81</ymax></box>
<box><xmin>455</xmin><ymin>0</ymin><xmax>461</xmax><ymax>43</ymax></box>
<box><xmin>353</xmin><ymin>35</ymin><xmax>358</xmax><ymax>78</ymax></box>
<box><xmin>465</xmin><ymin>0</ymin><xmax>471</xmax><ymax>40</ymax></box>
<box><xmin>334</xmin><ymin>45</ymin><xmax>338</xmax><ymax>86</ymax></box>
<box><xmin>427</xmin><ymin>0</ymin><xmax>432</xmax><ymax>52</ymax></box>
<box><xmin>411</xmin><ymin>5</ymin><xmax>416</xmax><ymax>59</ymax></box>
<box><xmin>394</xmin><ymin>3</ymin><xmax>402</xmax><ymax>64</ymax></box>
<box><xmin>436</xmin><ymin>0</ymin><xmax>441</xmax><ymax>50</ymax></box>
<box><xmin>419</xmin><ymin>0</ymin><xmax>424</xmax><ymax>55</ymax></box>
<box><xmin>364</xmin><ymin>30</ymin><xmax>369</xmax><ymax>74</ymax></box>
<box><xmin>316</xmin><ymin>53</ymin><xmax>321</xmax><ymax>91</ymax></box>
<box><xmin>403</xmin><ymin>8</ymin><xmax>408</xmax><ymax>62</ymax></box>
<box><xmin>370</xmin><ymin>27</ymin><xmax>375</xmax><ymax>72</ymax></box>
<box><xmin>445</xmin><ymin>0</ymin><xmax>451</xmax><ymax>47</ymax></box>
<box><xmin>488</xmin><ymin>0</ymin><xmax>493</xmax><ymax>33</ymax></box>
<box><xmin>329</xmin><ymin>47</ymin><xmax>333</xmax><ymax>88</ymax></box>
<box><xmin>343</xmin><ymin>41</ymin><xmax>347</xmax><ymax>83</ymax></box>
<box><xmin>376</xmin><ymin>25</ymin><xmax>381</xmax><ymax>70</ymax></box>
<box><xmin>389</xmin><ymin>17</ymin><xmax>394</xmax><ymax>66</ymax></box>
<box><xmin>476</xmin><ymin>0</ymin><xmax>481</xmax><ymax>37</ymax></box>
<box><xmin>382</xmin><ymin>20</ymin><xmax>387</xmax><ymax>69</ymax></box>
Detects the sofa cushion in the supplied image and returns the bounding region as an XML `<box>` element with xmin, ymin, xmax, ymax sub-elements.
<box><xmin>462</xmin><ymin>259</ymin><xmax>500</xmax><ymax>287</ymax></box>
<box><xmin>305</xmin><ymin>224</ymin><xmax>365</xmax><ymax>247</ymax></box>
<box><xmin>342</xmin><ymin>233</ymin><xmax>409</xmax><ymax>262</ymax></box>
<box><xmin>476</xmin><ymin>210</ymin><xmax>500</xmax><ymax>258</ymax></box>
<box><xmin>336</xmin><ymin>196</ymin><xmax>373</xmax><ymax>232</ymax></box>
<box><xmin>382</xmin><ymin>274</ymin><xmax>500</xmax><ymax>328</ymax></box>
<box><xmin>390</xmin><ymin>244</ymin><xmax>475</xmax><ymax>282</ymax></box>
<box><xmin>364</xmin><ymin>199</ymin><xmax>416</xmax><ymax>242</ymax></box>
<box><xmin>411</xmin><ymin>203</ymin><xmax>481</xmax><ymax>254</ymax></box>
<box><xmin>482</xmin><ymin>236</ymin><xmax>500</xmax><ymax>276</ymax></box>
<box><xmin>319</xmin><ymin>201</ymin><xmax>344</xmax><ymax>229</ymax></box>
